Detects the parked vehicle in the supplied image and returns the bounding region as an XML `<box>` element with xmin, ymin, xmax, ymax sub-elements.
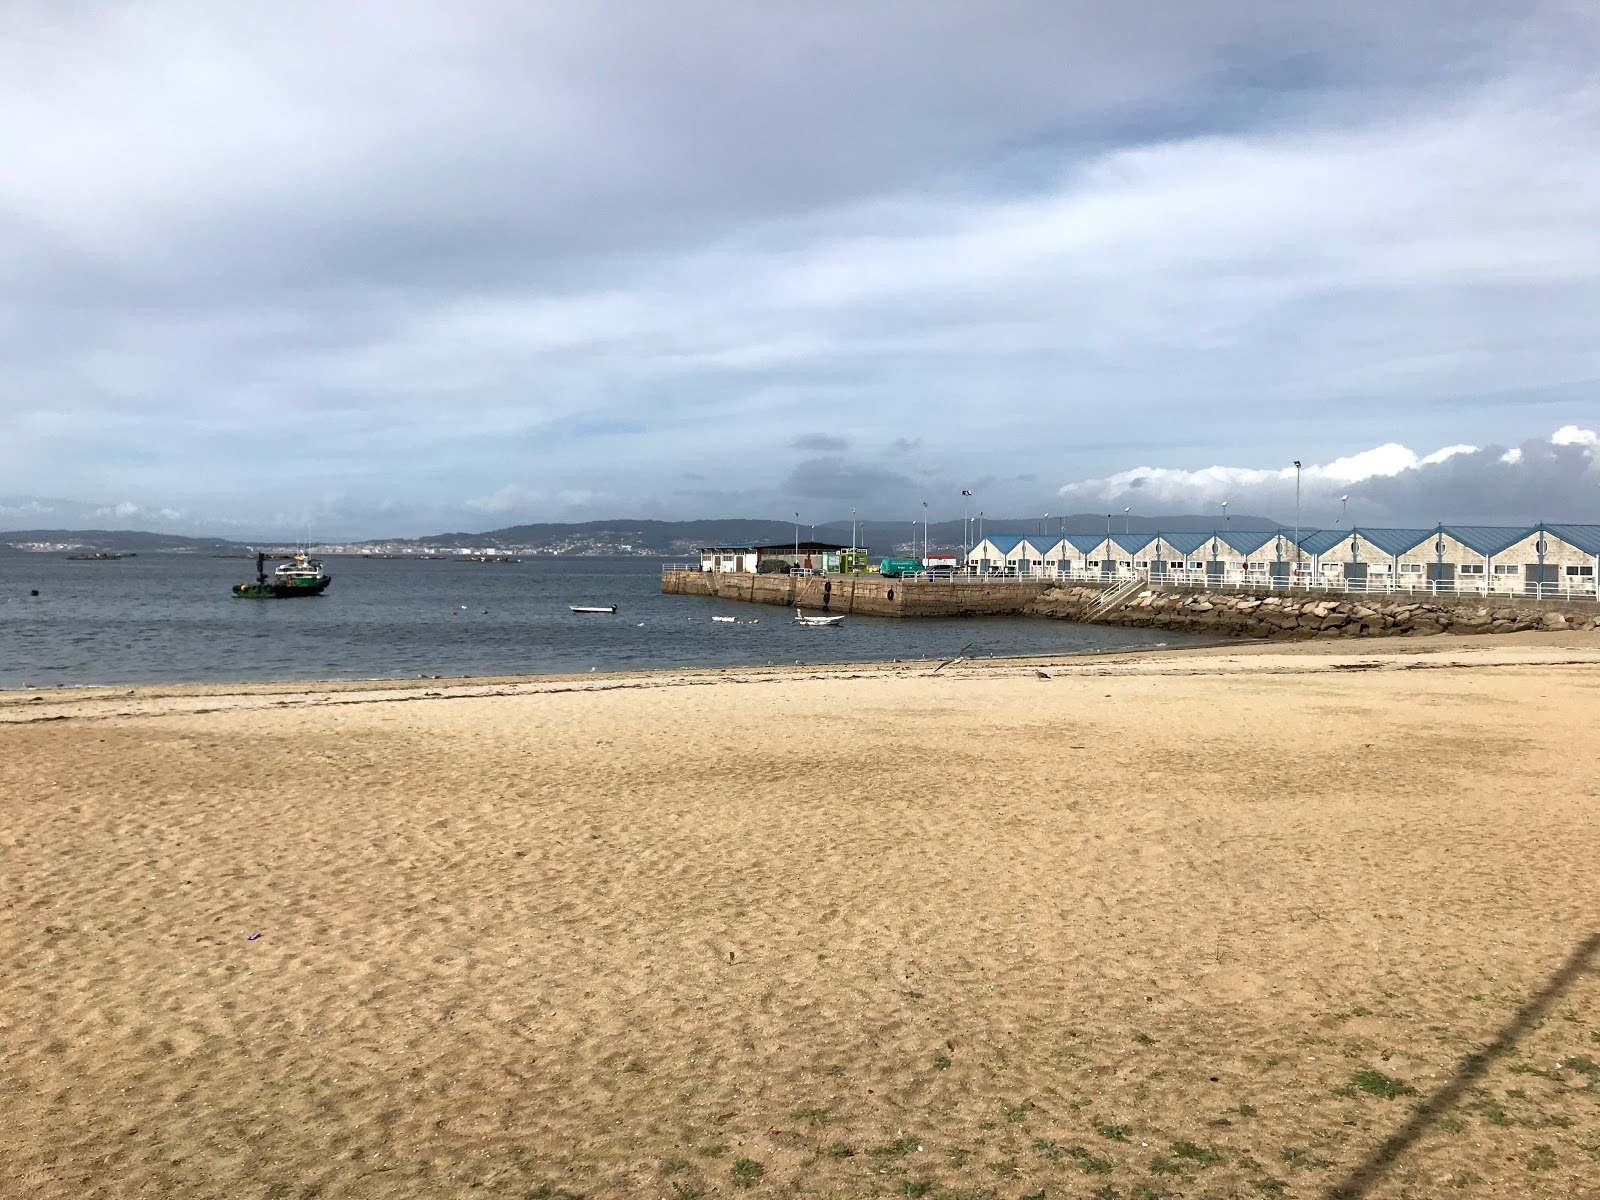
<box><xmin>878</xmin><ymin>557</ymin><xmax>924</xmax><ymax>578</ymax></box>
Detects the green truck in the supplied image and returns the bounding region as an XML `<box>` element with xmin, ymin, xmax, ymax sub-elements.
<box><xmin>877</xmin><ymin>558</ymin><xmax>924</xmax><ymax>578</ymax></box>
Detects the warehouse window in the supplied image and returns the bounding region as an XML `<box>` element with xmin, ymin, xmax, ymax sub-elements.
<box><xmin>1493</xmin><ymin>564</ymin><xmax>1520</xmax><ymax>575</ymax></box>
<box><xmin>1459</xmin><ymin>563</ymin><xmax>1485</xmax><ymax>576</ymax></box>
<box><xmin>1399</xmin><ymin>563</ymin><xmax>1424</xmax><ymax>574</ymax></box>
<box><xmin>1566</xmin><ymin>565</ymin><xmax>1595</xmax><ymax>577</ymax></box>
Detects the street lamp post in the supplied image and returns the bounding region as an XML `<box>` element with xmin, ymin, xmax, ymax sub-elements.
<box><xmin>961</xmin><ymin>489</ymin><xmax>972</xmax><ymax>569</ymax></box>
<box><xmin>922</xmin><ymin>501</ymin><xmax>929</xmax><ymax>565</ymax></box>
<box><xmin>1221</xmin><ymin>499</ymin><xmax>1229</xmax><ymax>532</ymax></box>
<box><xmin>1293</xmin><ymin>460</ymin><xmax>1303</xmax><ymax>586</ymax></box>
<box><xmin>1124</xmin><ymin>506</ymin><xmax>1130</xmax><ymax>535</ymax></box>
<box><xmin>1341</xmin><ymin>495</ymin><xmax>1349</xmax><ymax>525</ymax></box>
<box><xmin>793</xmin><ymin>512</ymin><xmax>799</xmax><ymax>564</ymax></box>
<box><xmin>851</xmin><ymin>507</ymin><xmax>857</xmax><ymax>553</ymax></box>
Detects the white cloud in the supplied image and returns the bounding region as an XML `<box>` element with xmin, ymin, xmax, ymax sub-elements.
<box><xmin>1552</xmin><ymin>424</ymin><xmax>1599</xmax><ymax>446</ymax></box>
<box><xmin>1057</xmin><ymin>427</ymin><xmax>1600</xmax><ymax>524</ymax></box>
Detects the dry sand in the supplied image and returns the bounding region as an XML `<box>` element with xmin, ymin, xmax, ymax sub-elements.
<box><xmin>4</xmin><ymin>634</ymin><xmax>1599</xmax><ymax>1199</ymax></box>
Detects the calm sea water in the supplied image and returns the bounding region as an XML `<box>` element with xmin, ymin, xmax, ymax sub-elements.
<box><xmin>0</xmin><ymin>555</ymin><xmax>1206</xmax><ymax>688</ymax></box>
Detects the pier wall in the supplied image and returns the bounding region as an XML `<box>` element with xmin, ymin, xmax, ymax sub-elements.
<box><xmin>662</xmin><ymin>570</ymin><xmax>1600</xmax><ymax>637</ymax></box>
<box><xmin>659</xmin><ymin>570</ymin><xmax>1055</xmax><ymax>617</ymax></box>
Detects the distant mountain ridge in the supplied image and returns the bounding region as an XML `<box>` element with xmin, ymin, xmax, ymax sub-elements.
<box><xmin>431</xmin><ymin>513</ymin><xmax>1284</xmax><ymax>552</ymax></box>
<box><xmin>2</xmin><ymin>513</ymin><xmax>1285</xmax><ymax>555</ymax></box>
<box><xmin>0</xmin><ymin>528</ymin><xmax>250</xmax><ymax>554</ymax></box>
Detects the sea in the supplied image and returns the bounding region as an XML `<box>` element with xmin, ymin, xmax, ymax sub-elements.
<box><xmin>0</xmin><ymin>555</ymin><xmax>1207</xmax><ymax>688</ymax></box>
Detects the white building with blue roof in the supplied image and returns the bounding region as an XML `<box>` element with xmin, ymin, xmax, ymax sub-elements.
<box><xmin>964</xmin><ymin>522</ymin><xmax>1600</xmax><ymax>597</ymax></box>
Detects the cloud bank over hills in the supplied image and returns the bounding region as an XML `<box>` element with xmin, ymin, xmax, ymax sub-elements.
<box><xmin>1</xmin><ymin>3</ymin><xmax>1596</xmax><ymax>535</ymax></box>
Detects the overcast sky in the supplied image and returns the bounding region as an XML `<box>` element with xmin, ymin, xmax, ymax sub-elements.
<box><xmin>2</xmin><ymin>1</ymin><xmax>1598</xmax><ymax>538</ymax></box>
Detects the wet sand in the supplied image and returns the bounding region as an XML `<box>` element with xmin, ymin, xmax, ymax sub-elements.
<box><xmin>4</xmin><ymin>633</ymin><xmax>1599</xmax><ymax>1198</ymax></box>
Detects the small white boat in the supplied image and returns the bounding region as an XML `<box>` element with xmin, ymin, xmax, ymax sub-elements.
<box><xmin>711</xmin><ymin>615</ymin><xmax>737</xmax><ymax>623</ymax></box>
<box><xmin>570</xmin><ymin>604</ymin><xmax>618</xmax><ymax>614</ymax></box>
<box><xmin>794</xmin><ymin>611</ymin><xmax>844</xmax><ymax>627</ymax></box>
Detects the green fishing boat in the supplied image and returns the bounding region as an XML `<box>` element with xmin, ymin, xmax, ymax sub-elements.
<box><xmin>233</xmin><ymin>551</ymin><xmax>332</xmax><ymax>598</ymax></box>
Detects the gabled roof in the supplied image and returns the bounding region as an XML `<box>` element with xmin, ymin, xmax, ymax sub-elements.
<box><xmin>1297</xmin><ymin>528</ymin><xmax>1349</xmax><ymax>556</ymax></box>
<box><xmin>1154</xmin><ymin>531</ymin><xmax>1211</xmax><ymax>555</ymax></box>
<box><xmin>1108</xmin><ymin>532</ymin><xmax>1154</xmax><ymax>555</ymax></box>
<box><xmin>976</xmin><ymin>535</ymin><xmax>1028</xmax><ymax>555</ymax></box>
<box><xmin>1214</xmin><ymin>528</ymin><xmax>1279</xmax><ymax>555</ymax></box>
<box><xmin>1353</xmin><ymin>527</ymin><xmax>1437</xmax><ymax>556</ymax></box>
<box><xmin>1442</xmin><ymin>525</ymin><xmax>1537</xmax><ymax>556</ymax></box>
<box><xmin>1062</xmin><ymin>532</ymin><xmax>1108</xmax><ymax>554</ymax></box>
<box><xmin>1018</xmin><ymin>535</ymin><xmax>1062</xmax><ymax>556</ymax></box>
<box><xmin>1542</xmin><ymin>524</ymin><xmax>1600</xmax><ymax>555</ymax></box>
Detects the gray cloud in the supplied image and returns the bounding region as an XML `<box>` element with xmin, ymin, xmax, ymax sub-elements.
<box><xmin>778</xmin><ymin>457</ymin><xmax>917</xmax><ymax>506</ymax></box>
<box><xmin>790</xmin><ymin>433</ymin><xmax>851</xmax><ymax>452</ymax></box>
<box><xmin>1</xmin><ymin>3</ymin><xmax>1597</xmax><ymax>536</ymax></box>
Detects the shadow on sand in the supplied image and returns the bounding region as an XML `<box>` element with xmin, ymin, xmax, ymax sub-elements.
<box><xmin>1325</xmin><ymin>931</ymin><xmax>1600</xmax><ymax>1199</ymax></box>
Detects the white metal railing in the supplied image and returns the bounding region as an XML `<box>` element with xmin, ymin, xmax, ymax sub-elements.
<box><xmin>663</xmin><ymin>562</ymin><xmax>701</xmax><ymax>572</ymax></box>
<box><xmin>1033</xmin><ymin>564</ymin><xmax>1598</xmax><ymax>602</ymax></box>
<box><xmin>1084</xmin><ymin>571</ymin><xmax>1150</xmax><ymax>619</ymax></box>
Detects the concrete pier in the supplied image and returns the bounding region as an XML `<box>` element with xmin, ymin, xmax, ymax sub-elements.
<box><xmin>659</xmin><ymin>569</ymin><xmax>1055</xmax><ymax>617</ymax></box>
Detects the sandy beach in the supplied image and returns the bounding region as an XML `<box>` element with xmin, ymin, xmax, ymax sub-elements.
<box><xmin>4</xmin><ymin>633</ymin><xmax>1599</xmax><ymax>1199</ymax></box>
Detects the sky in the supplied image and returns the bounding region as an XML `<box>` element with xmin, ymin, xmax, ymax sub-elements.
<box><xmin>2</xmin><ymin>1</ymin><xmax>1598</xmax><ymax>539</ymax></box>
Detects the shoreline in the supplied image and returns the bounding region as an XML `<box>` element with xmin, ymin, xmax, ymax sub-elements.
<box><xmin>5</xmin><ymin>628</ymin><xmax>1599</xmax><ymax>722</ymax></box>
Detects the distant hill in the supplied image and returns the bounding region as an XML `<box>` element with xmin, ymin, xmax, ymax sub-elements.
<box><xmin>443</xmin><ymin>513</ymin><xmax>1283</xmax><ymax>553</ymax></box>
<box><xmin>417</xmin><ymin>519</ymin><xmax>823</xmax><ymax>553</ymax></box>
<box><xmin>2</xmin><ymin>513</ymin><xmax>1287</xmax><ymax>557</ymax></box>
<box><xmin>0</xmin><ymin>528</ymin><xmax>250</xmax><ymax>554</ymax></box>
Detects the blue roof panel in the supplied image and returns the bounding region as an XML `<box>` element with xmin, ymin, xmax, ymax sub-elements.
<box><xmin>1215</xmin><ymin>528</ymin><xmax>1278</xmax><ymax>555</ymax></box>
<box><xmin>1355</xmin><ymin>527</ymin><xmax>1437</xmax><ymax>556</ymax></box>
<box><xmin>1297</xmin><ymin>529</ymin><xmax>1348</xmax><ymax>556</ymax></box>
<box><xmin>979</xmin><ymin>535</ymin><xmax>1027</xmax><ymax>555</ymax></box>
<box><xmin>1153</xmin><ymin>532</ymin><xmax>1210</xmax><ymax>555</ymax></box>
<box><xmin>1443</xmin><ymin>525</ymin><xmax>1536</xmax><ymax>556</ymax></box>
<box><xmin>1542</xmin><ymin>524</ymin><xmax>1600</xmax><ymax>555</ymax></box>
<box><xmin>1062</xmin><ymin>532</ymin><xmax>1107</xmax><ymax>554</ymax></box>
<box><xmin>1110</xmin><ymin>532</ymin><xmax>1154</xmax><ymax>555</ymax></box>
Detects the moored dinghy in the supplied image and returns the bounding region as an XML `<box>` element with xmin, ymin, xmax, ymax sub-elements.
<box><xmin>793</xmin><ymin>610</ymin><xmax>844</xmax><ymax>627</ymax></box>
<box><xmin>569</xmin><ymin>604</ymin><xmax>618</xmax><ymax>614</ymax></box>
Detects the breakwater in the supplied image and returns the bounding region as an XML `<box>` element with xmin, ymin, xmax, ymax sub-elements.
<box><xmin>1034</xmin><ymin>584</ymin><xmax>1600</xmax><ymax>637</ymax></box>
<box><xmin>662</xmin><ymin>570</ymin><xmax>1600</xmax><ymax>638</ymax></box>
